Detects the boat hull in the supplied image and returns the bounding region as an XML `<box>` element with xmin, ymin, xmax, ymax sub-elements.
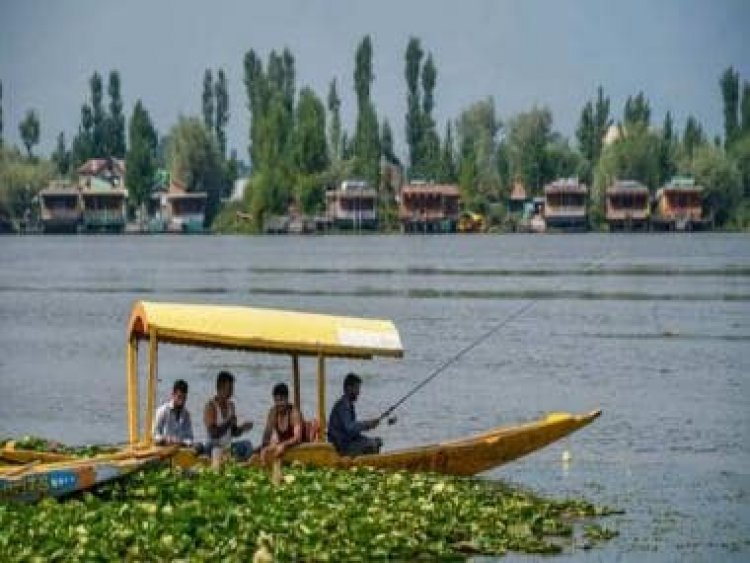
<box><xmin>173</xmin><ymin>409</ymin><xmax>602</xmax><ymax>476</ymax></box>
<box><xmin>0</xmin><ymin>446</ymin><xmax>175</xmax><ymax>503</ymax></box>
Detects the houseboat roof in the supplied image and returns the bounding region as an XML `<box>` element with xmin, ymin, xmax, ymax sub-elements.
<box><xmin>166</xmin><ymin>192</ymin><xmax>207</xmax><ymax>200</ymax></box>
<box><xmin>401</xmin><ymin>184</ymin><xmax>460</xmax><ymax>196</ymax></box>
<box><xmin>544</xmin><ymin>179</ymin><xmax>588</xmax><ymax>194</ymax></box>
<box><xmin>326</xmin><ymin>187</ymin><xmax>378</xmax><ymax>198</ymax></box>
<box><xmin>39</xmin><ymin>183</ymin><xmax>80</xmax><ymax>196</ymax></box>
<box><xmin>606</xmin><ymin>180</ymin><xmax>649</xmax><ymax>195</ymax></box>
<box><xmin>656</xmin><ymin>185</ymin><xmax>703</xmax><ymax>199</ymax></box>
<box><xmin>127</xmin><ymin>301</ymin><xmax>404</xmax><ymax>359</ymax></box>
<box><xmin>78</xmin><ymin>158</ymin><xmax>126</xmax><ymax>176</ymax></box>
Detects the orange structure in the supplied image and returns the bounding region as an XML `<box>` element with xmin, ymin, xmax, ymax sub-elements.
<box><xmin>652</xmin><ymin>177</ymin><xmax>708</xmax><ymax>231</ymax></box>
<box><xmin>399</xmin><ymin>183</ymin><xmax>460</xmax><ymax>233</ymax></box>
<box><xmin>543</xmin><ymin>178</ymin><xmax>588</xmax><ymax>231</ymax></box>
<box><xmin>605</xmin><ymin>180</ymin><xmax>650</xmax><ymax>231</ymax></box>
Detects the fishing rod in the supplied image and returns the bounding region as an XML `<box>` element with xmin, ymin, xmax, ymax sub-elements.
<box><xmin>379</xmin><ymin>299</ymin><xmax>537</xmax><ymax>422</ymax></box>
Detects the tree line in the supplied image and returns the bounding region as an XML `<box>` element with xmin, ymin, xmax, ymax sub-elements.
<box><xmin>1</xmin><ymin>37</ymin><xmax>750</xmax><ymax>232</ymax></box>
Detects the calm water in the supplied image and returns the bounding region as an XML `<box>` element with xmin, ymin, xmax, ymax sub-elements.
<box><xmin>1</xmin><ymin>233</ymin><xmax>749</xmax><ymax>561</ymax></box>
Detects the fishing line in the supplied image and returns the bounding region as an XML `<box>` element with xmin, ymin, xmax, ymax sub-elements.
<box><xmin>380</xmin><ymin>299</ymin><xmax>537</xmax><ymax>421</ymax></box>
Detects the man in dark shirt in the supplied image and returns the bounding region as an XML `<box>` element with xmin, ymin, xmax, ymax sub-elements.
<box><xmin>327</xmin><ymin>372</ymin><xmax>382</xmax><ymax>456</ymax></box>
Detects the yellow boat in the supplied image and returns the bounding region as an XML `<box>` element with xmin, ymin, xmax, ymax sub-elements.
<box><xmin>3</xmin><ymin>300</ymin><xmax>600</xmax><ymax>491</ymax></box>
<box><xmin>125</xmin><ymin>301</ymin><xmax>599</xmax><ymax>475</ymax></box>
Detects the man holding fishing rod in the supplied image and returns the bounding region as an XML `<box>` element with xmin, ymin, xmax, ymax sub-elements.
<box><xmin>328</xmin><ymin>373</ymin><xmax>390</xmax><ymax>456</ymax></box>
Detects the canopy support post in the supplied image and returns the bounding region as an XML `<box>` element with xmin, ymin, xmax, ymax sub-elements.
<box><xmin>292</xmin><ymin>355</ymin><xmax>301</xmax><ymax>408</ymax></box>
<box><xmin>317</xmin><ymin>353</ymin><xmax>326</xmax><ymax>442</ymax></box>
<box><xmin>126</xmin><ymin>336</ymin><xmax>139</xmax><ymax>446</ymax></box>
<box><xmin>143</xmin><ymin>331</ymin><xmax>158</xmax><ymax>446</ymax></box>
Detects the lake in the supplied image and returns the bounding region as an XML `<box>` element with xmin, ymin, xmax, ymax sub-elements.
<box><xmin>1</xmin><ymin>233</ymin><xmax>748</xmax><ymax>561</ymax></box>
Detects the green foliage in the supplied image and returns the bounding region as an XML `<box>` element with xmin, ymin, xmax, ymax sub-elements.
<box><xmin>742</xmin><ymin>81</ymin><xmax>750</xmax><ymax>135</ymax></box>
<box><xmin>52</xmin><ymin>131</ymin><xmax>70</xmax><ymax>176</ymax></box>
<box><xmin>125</xmin><ymin>100</ymin><xmax>158</xmax><ymax>209</ymax></box>
<box><xmin>690</xmin><ymin>144</ymin><xmax>742</xmax><ymax>226</ymax></box>
<box><xmin>353</xmin><ymin>36</ymin><xmax>380</xmax><ymax>187</ymax></box>
<box><xmin>0</xmin><ymin>79</ymin><xmax>3</xmax><ymax>147</ymax></box>
<box><xmin>18</xmin><ymin>109</ymin><xmax>40</xmax><ymax>157</ymax></box>
<box><xmin>623</xmin><ymin>92</ymin><xmax>651</xmax><ymax>127</ymax></box>
<box><xmin>439</xmin><ymin>121</ymin><xmax>457</xmax><ymax>183</ymax></box>
<box><xmin>729</xmin><ymin>132</ymin><xmax>750</xmax><ymax>197</ymax></box>
<box><xmin>327</xmin><ymin>79</ymin><xmax>342</xmax><ymax>162</ymax></box>
<box><xmin>90</xmin><ymin>72</ymin><xmax>106</xmax><ymax>157</ymax></box>
<box><xmin>507</xmin><ymin>106</ymin><xmax>555</xmax><ymax>195</ymax></box>
<box><xmin>72</xmin><ymin>104</ymin><xmax>94</xmax><ymax>167</ymax></box>
<box><xmin>0</xmin><ymin>463</ymin><xmax>619</xmax><ymax>560</ymax></box>
<box><xmin>682</xmin><ymin>115</ymin><xmax>706</xmax><ymax>161</ymax></box>
<box><xmin>106</xmin><ymin>71</ymin><xmax>126</xmax><ymax>158</ymax></box>
<box><xmin>458</xmin><ymin>99</ymin><xmax>500</xmax><ymax>207</ymax></box>
<box><xmin>215</xmin><ymin>69</ymin><xmax>229</xmax><ymax>158</ymax></box>
<box><xmin>576</xmin><ymin>86</ymin><xmax>611</xmax><ymax>181</ymax></box>
<box><xmin>659</xmin><ymin>111</ymin><xmax>677</xmax><ymax>184</ymax></box>
<box><xmin>0</xmin><ymin>145</ymin><xmax>54</xmax><ymax>230</ymax></box>
<box><xmin>720</xmin><ymin>66</ymin><xmax>740</xmax><ymax>148</ymax></box>
<box><xmin>292</xmin><ymin>88</ymin><xmax>328</xmax><ymax>176</ymax></box>
<box><xmin>167</xmin><ymin>116</ymin><xmax>224</xmax><ymax>224</ymax></box>
<box><xmin>405</xmin><ymin>37</ymin><xmax>424</xmax><ymax>177</ymax></box>
<box><xmin>202</xmin><ymin>69</ymin><xmax>214</xmax><ymax>133</ymax></box>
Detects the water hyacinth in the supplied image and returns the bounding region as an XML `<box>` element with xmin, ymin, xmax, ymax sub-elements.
<box><xmin>0</xmin><ymin>462</ymin><xmax>619</xmax><ymax>560</ymax></box>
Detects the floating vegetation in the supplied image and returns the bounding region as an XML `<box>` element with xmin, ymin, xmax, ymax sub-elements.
<box><xmin>3</xmin><ymin>435</ymin><xmax>119</xmax><ymax>457</ymax></box>
<box><xmin>0</xmin><ymin>462</ymin><xmax>620</xmax><ymax>560</ymax></box>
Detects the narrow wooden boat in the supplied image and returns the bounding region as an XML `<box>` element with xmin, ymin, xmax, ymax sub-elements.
<box><xmin>0</xmin><ymin>446</ymin><xmax>175</xmax><ymax>503</ymax></box>
<box><xmin>126</xmin><ymin>301</ymin><xmax>601</xmax><ymax>476</ymax></box>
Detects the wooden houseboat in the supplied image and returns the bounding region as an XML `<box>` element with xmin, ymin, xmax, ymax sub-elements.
<box><xmin>80</xmin><ymin>179</ymin><xmax>127</xmax><ymax>233</ymax></box>
<box><xmin>651</xmin><ymin>177</ymin><xmax>709</xmax><ymax>231</ymax></box>
<box><xmin>543</xmin><ymin>179</ymin><xmax>588</xmax><ymax>231</ymax></box>
<box><xmin>325</xmin><ymin>180</ymin><xmax>378</xmax><ymax>230</ymax></box>
<box><xmin>38</xmin><ymin>182</ymin><xmax>82</xmax><ymax>233</ymax></box>
<box><xmin>605</xmin><ymin>180</ymin><xmax>650</xmax><ymax>232</ymax></box>
<box><xmin>149</xmin><ymin>181</ymin><xmax>206</xmax><ymax>233</ymax></box>
<box><xmin>399</xmin><ymin>183</ymin><xmax>460</xmax><ymax>233</ymax></box>
<box><xmin>507</xmin><ymin>179</ymin><xmax>529</xmax><ymax>215</ymax></box>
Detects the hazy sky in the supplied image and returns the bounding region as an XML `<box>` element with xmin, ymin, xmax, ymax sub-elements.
<box><xmin>1</xmin><ymin>0</ymin><xmax>748</xmax><ymax>160</ymax></box>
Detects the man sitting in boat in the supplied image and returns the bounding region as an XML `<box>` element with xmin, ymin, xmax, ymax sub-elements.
<box><xmin>153</xmin><ymin>379</ymin><xmax>194</xmax><ymax>446</ymax></box>
<box><xmin>328</xmin><ymin>373</ymin><xmax>382</xmax><ymax>456</ymax></box>
<box><xmin>203</xmin><ymin>371</ymin><xmax>254</xmax><ymax>460</ymax></box>
<box><xmin>259</xmin><ymin>383</ymin><xmax>304</xmax><ymax>462</ymax></box>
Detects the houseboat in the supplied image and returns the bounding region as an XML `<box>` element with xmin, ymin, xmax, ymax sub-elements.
<box><xmin>80</xmin><ymin>179</ymin><xmax>127</xmax><ymax>233</ymax></box>
<box><xmin>507</xmin><ymin>179</ymin><xmax>529</xmax><ymax>215</ymax></box>
<box><xmin>543</xmin><ymin>178</ymin><xmax>588</xmax><ymax>231</ymax></box>
<box><xmin>325</xmin><ymin>180</ymin><xmax>378</xmax><ymax>230</ymax></box>
<box><xmin>605</xmin><ymin>180</ymin><xmax>650</xmax><ymax>232</ymax></box>
<box><xmin>149</xmin><ymin>181</ymin><xmax>206</xmax><ymax>233</ymax></box>
<box><xmin>399</xmin><ymin>182</ymin><xmax>460</xmax><ymax>233</ymax></box>
<box><xmin>38</xmin><ymin>181</ymin><xmax>82</xmax><ymax>233</ymax></box>
<box><xmin>651</xmin><ymin>177</ymin><xmax>709</xmax><ymax>231</ymax></box>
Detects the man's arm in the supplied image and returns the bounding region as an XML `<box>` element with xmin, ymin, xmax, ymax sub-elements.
<box><xmin>261</xmin><ymin>409</ymin><xmax>274</xmax><ymax>447</ymax></box>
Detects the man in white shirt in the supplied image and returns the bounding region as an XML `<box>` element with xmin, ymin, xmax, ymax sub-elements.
<box><xmin>153</xmin><ymin>379</ymin><xmax>194</xmax><ymax>446</ymax></box>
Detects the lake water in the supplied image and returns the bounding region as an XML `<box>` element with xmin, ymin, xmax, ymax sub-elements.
<box><xmin>1</xmin><ymin>233</ymin><xmax>749</xmax><ymax>561</ymax></box>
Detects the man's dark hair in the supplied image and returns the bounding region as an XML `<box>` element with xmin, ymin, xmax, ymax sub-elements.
<box><xmin>272</xmin><ymin>382</ymin><xmax>289</xmax><ymax>398</ymax></box>
<box><xmin>343</xmin><ymin>372</ymin><xmax>362</xmax><ymax>390</ymax></box>
<box><xmin>173</xmin><ymin>379</ymin><xmax>188</xmax><ymax>394</ymax></box>
<box><xmin>216</xmin><ymin>370</ymin><xmax>234</xmax><ymax>390</ymax></box>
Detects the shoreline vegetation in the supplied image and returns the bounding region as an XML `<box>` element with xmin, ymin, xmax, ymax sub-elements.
<box><xmin>1</xmin><ymin>39</ymin><xmax>750</xmax><ymax>235</ymax></box>
<box><xmin>0</xmin><ymin>436</ymin><xmax>621</xmax><ymax>560</ymax></box>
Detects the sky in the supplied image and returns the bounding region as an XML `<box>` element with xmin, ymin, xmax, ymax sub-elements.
<box><xmin>1</xmin><ymin>0</ymin><xmax>748</xmax><ymax>162</ymax></box>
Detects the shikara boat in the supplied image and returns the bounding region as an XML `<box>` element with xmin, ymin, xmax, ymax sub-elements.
<box><xmin>2</xmin><ymin>300</ymin><xmax>601</xmax><ymax>500</ymax></box>
<box><xmin>126</xmin><ymin>301</ymin><xmax>600</xmax><ymax>475</ymax></box>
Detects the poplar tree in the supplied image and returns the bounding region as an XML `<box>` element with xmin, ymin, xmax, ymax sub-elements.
<box><xmin>19</xmin><ymin>109</ymin><xmax>40</xmax><ymax>158</ymax></box>
<box><xmin>742</xmin><ymin>81</ymin><xmax>750</xmax><ymax>135</ymax></box>
<box><xmin>719</xmin><ymin>66</ymin><xmax>740</xmax><ymax>148</ymax></box>
<box><xmin>72</xmin><ymin>104</ymin><xmax>94</xmax><ymax>166</ymax></box>
<box><xmin>353</xmin><ymin>35</ymin><xmax>380</xmax><ymax>186</ymax></box>
<box><xmin>405</xmin><ymin>37</ymin><xmax>423</xmax><ymax>176</ymax></box>
<box><xmin>125</xmin><ymin>100</ymin><xmax>157</xmax><ymax>210</ymax></box>
<box><xmin>107</xmin><ymin>71</ymin><xmax>126</xmax><ymax>157</ymax></box>
<box><xmin>327</xmin><ymin>79</ymin><xmax>342</xmax><ymax>162</ymax></box>
<box><xmin>52</xmin><ymin>132</ymin><xmax>71</xmax><ymax>175</ymax></box>
<box><xmin>215</xmin><ymin>69</ymin><xmax>229</xmax><ymax>157</ymax></box>
<box><xmin>90</xmin><ymin>72</ymin><xmax>106</xmax><ymax>156</ymax></box>
<box><xmin>202</xmin><ymin>69</ymin><xmax>214</xmax><ymax>133</ymax></box>
<box><xmin>683</xmin><ymin>115</ymin><xmax>705</xmax><ymax>161</ymax></box>
<box><xmin>439</xmin><ymin>121</ymin><xmax>457</xmax><ymax>183</ymax></box>
<box><xmin>659</xmin><ymin>111</ymin><xmax>676</xmax><ymax>184</ymax></box>
<box><xmin>419</xmin><ymin>53</ymin><xmax>440</xmax><ymax>179</ymax></box>
<box><xmin>624</xmin><ymin>92</ymin><xmax>650</xmax><ymax>127</ymax></box>
<box><xmin>0</xmin><ymin>80</ymin><xmax>3</xmax><ymax>147</ymax></box>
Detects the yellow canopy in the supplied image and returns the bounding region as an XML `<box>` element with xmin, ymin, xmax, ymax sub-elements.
<box><xmin>128</xmin><ymin>301</ymin><xmax>404</xmax><ymax>359</ymax></box>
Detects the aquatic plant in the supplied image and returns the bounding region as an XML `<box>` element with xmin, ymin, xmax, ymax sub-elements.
<box><xmin>0</xmin><ymin>462</ymin><xmax>619</xmax><ymax>560</ymax></box>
